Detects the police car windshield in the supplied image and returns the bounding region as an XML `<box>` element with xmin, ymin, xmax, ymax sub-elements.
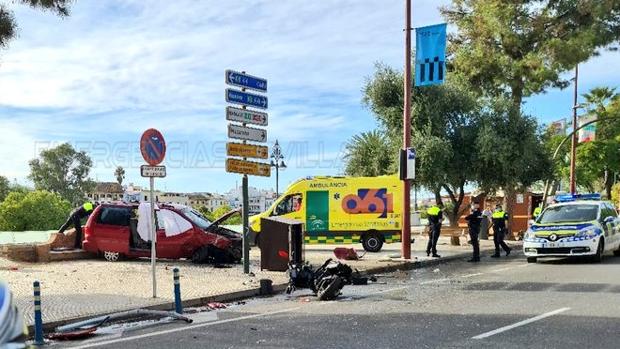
<box><xmin>538</xmin><ymin>204</ymin><xmax>599</xmax><ymax>224</ymax></box>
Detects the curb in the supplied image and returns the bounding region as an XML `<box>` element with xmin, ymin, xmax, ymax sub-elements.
<box><xmin>28</xmin><ymin>244</ymin><xmax>518</xmax><ymax>334</ymax></box>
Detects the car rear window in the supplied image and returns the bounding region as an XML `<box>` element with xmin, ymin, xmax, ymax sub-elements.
<box><xmin>97</xmin><ymin>207</ymin><xmax>131</xmax><ymax>226</ymax></box>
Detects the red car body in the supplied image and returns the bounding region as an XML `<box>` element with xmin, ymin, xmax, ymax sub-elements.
<box><xmin>83</xmin><ymin>203</ymin><xmax>241</xmax><ymax>263</ymax></box>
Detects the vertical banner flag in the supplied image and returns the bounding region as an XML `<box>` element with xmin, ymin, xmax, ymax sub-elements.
<box><xmin>578</xmin><ymin>115</ymin><xmax>596</xmax><ymax>143</ymax></box>
<box><xmin>415</xmin><ymin>23</ymin><xmax>447</xmax><ymax>86</ymax></box>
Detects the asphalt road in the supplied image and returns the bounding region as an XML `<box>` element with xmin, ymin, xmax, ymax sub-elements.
<box><xmin>61</xmin><ymin>251</ymin><xmax>620</xmax><ymax>349</ymax></box>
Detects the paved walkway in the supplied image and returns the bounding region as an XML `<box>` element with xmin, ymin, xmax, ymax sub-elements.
<box><xmin>0</xmin><ymin>234</ymin><xmax>511</xmax><ymax>327</ymax></box>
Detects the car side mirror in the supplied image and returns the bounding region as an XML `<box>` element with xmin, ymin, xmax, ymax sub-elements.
<box><xmin>604</xmin><ymin>216</ymin><xmax>615</xmax><ymax>224</ymax></box>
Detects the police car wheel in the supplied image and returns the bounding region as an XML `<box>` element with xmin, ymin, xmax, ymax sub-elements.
<box><xmin>591</xmin><ymin>240</ymin><xmax>604</xmax><ymax>263</ymax></box>
<box><xmin>527</xmin><ymin>257</ymin><xmax>537</xmax><ymax>263</ymax></box>
<box><xmin>362</xmin><ymin>233</ymin><xmax>383</xmax><ymax>253</ymax></box>
<box><xmin>103</xmin><ymin>251</ymin><xmax>120</xmax><ymax>262</ymax></box>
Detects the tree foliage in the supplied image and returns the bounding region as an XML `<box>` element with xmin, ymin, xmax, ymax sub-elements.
<box><xmin>1</xmin><ymin>0</ymin><xmax>73</xmax><ymax>48</ymax></box>
<box><xmin>443</xmin><ymin>0</ymin><xmax>620</xmax><ymax>109</ymax></box>
<box><xmin>344</xmin><ymin>130</ymin><xmax>395</xmax><ymax>177</ymax></box>
<box><xmin>0</xmin><ymin>175</ymin><xmax>9</xmax><ymax>202</ymax></box>
<box><xmin>28</xmin><ymin>143</ymin><xmax>95</xmax><ymax>206</ymax></box>
<box><xmin>0</xmin><ymin>190</ymin><xmax>71</xmax><ymax>231</ymax></box>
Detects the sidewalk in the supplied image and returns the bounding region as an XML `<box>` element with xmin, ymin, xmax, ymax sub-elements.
<box><xmin>0</xmin><ymin>234</ymin><xmax>519</xmax><ymax>329</ymax></box>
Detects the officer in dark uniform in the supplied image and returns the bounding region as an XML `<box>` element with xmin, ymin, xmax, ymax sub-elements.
<box><xmin>491</xmin><ymin>204</ymin><xmax>511</xmax><ymax>257</ymax></box>
<box><xmin>426</xmin><ymin>203</ymin><xmax>443</xmax><ymax>258</ymax></box>
<box><xmin>58</xmin><ymin>202</ymin><xmax>95</xmax><ymax>248</ymax></box>
<box><xmin>465</xmin><ymin>203</ymin><xmax>482</xmax><ymax>262</ymax></box>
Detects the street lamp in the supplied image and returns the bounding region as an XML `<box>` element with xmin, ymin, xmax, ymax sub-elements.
<box><xmin>270</xmin><ymin>140</ymin><xmax>286</xmax><ymax>197</ymax></box>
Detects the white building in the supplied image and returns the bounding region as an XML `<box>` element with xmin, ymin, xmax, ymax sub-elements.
<box><xmin>88</xmin><ymin>182</ymin><xmax>124</xmax><ymax>203</ymax></box>
<box><xmin>225</xmin><ymin>186</ymin><xmax>277</xmax><ymax>215</ymax></box>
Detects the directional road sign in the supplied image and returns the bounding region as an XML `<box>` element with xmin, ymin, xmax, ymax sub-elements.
<box><xmin>141</xmin><ymin>165</ymin><xmax>167</xmax><ymax>178</ymax></box>
<box><xmin>227</xmin><ymin>142</ymin><xmax>268</xmax><ymax>159</ymax></box>
<box><xmin>226</xmin><ymin>88</ymin><xmax>268</xmax><ymax>109</ymax></box>
<box><xmin>226</xmin><ymin>106</ymin><xmax>268</xmax><ymax>126</ymax></box>
<box><xmin>228</xmin><ymin>124</ymin><xmax>267</xmax><ymax>143</ymax></box>
<box><xmin>140</xmin><ymin>128</ymin><xmax>166</xmax><ymax>166</ymax></box>
<box><xmin>226</xmin><ymin>158</ymin><xmax>271</xmax><ymax>177</ymax></box>
<box><xmin>225</xmin><ymin>70</ymin><xmax>267</xmax><ymax>92</ymax></box>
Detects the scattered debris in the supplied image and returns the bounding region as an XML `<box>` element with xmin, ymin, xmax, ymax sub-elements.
<box><xmin>47</xmin><ymin>327</ymin><xmax>98</xmax><ymax>341</ymax></box>
<box><xmin>433</xmin><ymin>268</ymin><xmax>440</xmax><ymax>273</ymax></box>
<box><xmin>333</xmin><ymin>247</ymin><xmax>365</xmax><ymax>260</ymax></box>
<box><xmin>55</xmin><ymin>309</ymin><xmax>192</xmax><ymax>334</ymax></box>
<box><xmin>207</xmin><ymin>302</ymin><xmax>227</xmax><ymax>310</ymax></box>
<box><xmin>286</xmin><ymin>258</ymin><xmax>374</xmax><ymax>301</ymax></box>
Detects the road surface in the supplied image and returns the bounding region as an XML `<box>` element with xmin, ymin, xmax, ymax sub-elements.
<box><xmin>62</xmin><ymin>252</ymin><xmax>620</xmax><ymax>349</ymax></box>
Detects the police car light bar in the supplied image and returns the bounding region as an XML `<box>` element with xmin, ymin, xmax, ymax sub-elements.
<box><xmin>555</xmin><ymin>193</ymin><xmax>601</xmax><ymax>202</ymax></box>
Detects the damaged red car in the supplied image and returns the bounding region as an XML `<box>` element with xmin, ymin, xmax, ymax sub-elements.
<box><xmin>82</xmin><ymin>202</ymin><xmax>242</xmax><ymax>264</ymax></box>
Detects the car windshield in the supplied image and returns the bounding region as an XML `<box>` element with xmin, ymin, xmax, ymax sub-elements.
<box><xmin>181</xmin><ymin>208</ymin><xmax>212</xmax><ymax>230</ymax></box>
<box><xmin>538</xmin><ymin>204</ymin><xmax>599</xmax><ymax>224</ymax></box>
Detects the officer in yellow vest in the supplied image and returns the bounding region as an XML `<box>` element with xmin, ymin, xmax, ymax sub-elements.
<box><xmin>426</xmin><ymin>203</ymin><xmax>443</xmax><ymax>258</ymax></box>
<box><xmin>491</xmin><ymin>204</ymin><xmax>511</xmax><ymax>258</ymax></box>
<box><xmin>58</xmin><ymin>202</ymin><xmax>96</xmax><ymax>249</ymax></box>
<box><xmin>532</xmin><ymin>204</ymin><xmax>542</xmax><ymax>220</ymax></box>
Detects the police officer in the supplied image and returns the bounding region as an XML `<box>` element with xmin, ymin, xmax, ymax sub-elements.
<box><xmin>58</xmin><ymin>202</ymin><xmax>96</xmax><ymax>249</ymax></box>
<box><xmin>465</xmin><ymin>203</ymin><xmax>482</xmax><ymax>262</ymax></box>
<box><xmin>491</xmin><ymin>204</ymin><xmax>511</xmax><ymax>257</ymax></box>
<box><xmin>532</xmin><ymin>204</ymin><xmax>542</xmax><ymax>220</ymax></box>
<box><xmin>426</xmin><ymin>203</ymin><xmax>443</xmax><ymax>258</ymax></box>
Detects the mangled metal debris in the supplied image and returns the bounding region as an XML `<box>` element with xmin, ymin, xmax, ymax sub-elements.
<box><xmin>286</xmin><ymin>258</ymin><xmax>373</xmax><ymax>301</ymax></box>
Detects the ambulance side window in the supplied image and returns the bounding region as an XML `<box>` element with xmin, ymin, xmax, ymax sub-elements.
<box><xmin>272</xmin><ymin>194</ymin><xmax>302</xmax><ymax>216</ymax></box>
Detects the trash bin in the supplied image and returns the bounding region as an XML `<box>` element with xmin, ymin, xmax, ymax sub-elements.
<box><xmin>259</xmin><ymin>217</ymin><xmax>304</xmax><ymax>271</ymax></box>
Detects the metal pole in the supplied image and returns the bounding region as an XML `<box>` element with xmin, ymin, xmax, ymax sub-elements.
<box><xmin>276</xmin><ymin>164</ymin><xmax>279</xmax><ymax>197</ymax></box>
<box><xmin>569</xmin><ymin>64</ymin><xmax>579</xmax><ymax>194</ymax></box>
<box><xmin>173</xmin><ymin>268</ymin><xmax>182</xmax><ymax>314</ymax></box>
<box><xmin>401</xmin><ymin>0</ymin><xmax>412</xmax><ymax>259</ymax></box>
<box><xmin>242</xmin><ymin>175</ymin><xmax>250</xmax><ymax>274</ymax></box>
<box><xmin>33</xmin><ymin>281</ymin><xmax>44</xmax><ymax>345</ymax></box>
<box><xmin>149</xmin><ymin>176</ymin><xmax>157</xmax><ymax>298</ymax></box>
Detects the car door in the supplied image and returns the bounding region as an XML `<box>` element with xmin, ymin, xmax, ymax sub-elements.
<box><xmin>93</xmin><ymin>206</ymin><xmax>131</xmax><ymax>254</ymax></box>
<box><xmin>156</xmin><ymin>209</ymin><xmax>195</xmax><ymax>259</ymax></box>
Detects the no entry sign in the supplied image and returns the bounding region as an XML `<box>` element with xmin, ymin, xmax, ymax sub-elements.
<box><xmin>140</xmin><ymin>128</ymin><xmax>166</xmax><ymax>166</ymax></box>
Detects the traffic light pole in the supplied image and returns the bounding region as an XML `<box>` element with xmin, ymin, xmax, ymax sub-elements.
<box><xmin>401</xmin><ymin>0</ymin><xmax>412</xmax><ymax>260</ymax></box>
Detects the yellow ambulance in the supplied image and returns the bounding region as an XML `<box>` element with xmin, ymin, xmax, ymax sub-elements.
<box><xmin>249</xmin><ymin>175</ymin><xmax>403</xmax><ymax>252</ymax></box>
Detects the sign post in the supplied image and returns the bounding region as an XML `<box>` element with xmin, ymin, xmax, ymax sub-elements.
<box><xmin>225</xmin><ymin>70</ymin><xmax>270</xmax><ymax>274</ymax></box>
<box><xmin>140</xmin><ymin>128</ymin><xmax>167</xmax><ymax>298</ymax></box>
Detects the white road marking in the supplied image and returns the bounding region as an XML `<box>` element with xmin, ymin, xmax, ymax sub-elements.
<box><xmin>461</xmin><ymin>273</ymin><xmax>483</xmax><ymax>278</ymax></box>
<box><xmin>69</xmin><ymin>307</ymin><xmax>301</xmax><ymax>349</ymax></box>
<box><xmin>472</xmin><ymin>307</ymin><xmax>571</xmax><ymax>339</ymax></box>
<box><xmin>420</xmin><ymin>278</ymin><xmax>450</xmax><ymax>285</ymax></box>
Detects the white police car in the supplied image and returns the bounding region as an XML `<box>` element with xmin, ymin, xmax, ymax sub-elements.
<box><xmin>523</xmin><ymin>194</ymin><xmax>620</xmax><ymax>263</ymax></box>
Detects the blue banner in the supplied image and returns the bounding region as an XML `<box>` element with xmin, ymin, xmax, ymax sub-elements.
<box><xmin>415</xmin><ymin>23</ymin><xmax>447</xmax><ymax>86</ymax></box>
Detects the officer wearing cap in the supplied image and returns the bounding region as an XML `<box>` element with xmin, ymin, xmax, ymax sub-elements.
<box><xmin>58</xmin><ymin>202</ymin><xmax>96</xmax><ymax>249</ymax></box>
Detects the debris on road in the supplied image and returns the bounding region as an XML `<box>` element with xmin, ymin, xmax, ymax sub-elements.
<box><xmin>286</xmin><ymin>259</ymin><xmax>374</xmax><ymax>301</ymax></box>
<box><xmin>55</xmin><ymin>309</ymin><xmax>192</xmax><ymax>334</ymax></box>
<box><xmin>333</xmin><ymin>247</ymin><xmax>365</xmax><ymax>260</ymax></box>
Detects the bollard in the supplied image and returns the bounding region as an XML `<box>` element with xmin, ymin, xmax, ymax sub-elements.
<box><xmin>33</xmin><ymin>281</ymin><xmax>44</xmax><ymax>345</ymax></box>
<box><xmin>173</xmin><ymin>268</ymin><xmax>183</xmax><ymax>314</ymax></box>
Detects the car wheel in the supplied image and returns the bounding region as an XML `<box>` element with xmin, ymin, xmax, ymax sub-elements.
<box><xmin>103</xmin><ymin>251</ymin><xmax>120</xmax><ymax>262</ymax></box>
<box><xmin>362</xmin><ymin>232</ymin><xmax>383</xmax><ymax>253</ymax></box>
<box><xmin>527</xmin><ymin>257</ymin><xmax>537</xmax><ymax>263</ymax></box>
<box><xmin>192</xmin><ymin>246</ymin><xmax>210</xmax><ymax>264</ymax></box>
<box><xmin>591</xmin><ymin>240</ymin><xmax>604</xmax><ymax>263</ymax></box>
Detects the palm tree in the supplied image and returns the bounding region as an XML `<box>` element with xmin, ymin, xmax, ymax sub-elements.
<box><xmin>114</xmin><ymin>166</ymin><xmax>126</xmax><ymax>186</ymax></box>
<box><xmin>344</xmin><ymin>130</ymin><xmax>393</xmax><ymax>177</ymax></box>
<box><xmin>582</xmin><ymin>87</ymin><xmax>617</xmax><ymax>115</ymax></box>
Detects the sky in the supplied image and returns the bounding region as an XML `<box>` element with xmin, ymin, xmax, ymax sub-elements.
<box><xmin>0</xmin><ymin>0</ymin><xmax>619</xmax><ymax>195</ymax></box>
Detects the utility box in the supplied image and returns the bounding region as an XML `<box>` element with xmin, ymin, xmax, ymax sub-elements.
<box><xmin>259</xmin><ymin>217</ymin><xmax>304</xmax><ymax>271</ymax></box>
